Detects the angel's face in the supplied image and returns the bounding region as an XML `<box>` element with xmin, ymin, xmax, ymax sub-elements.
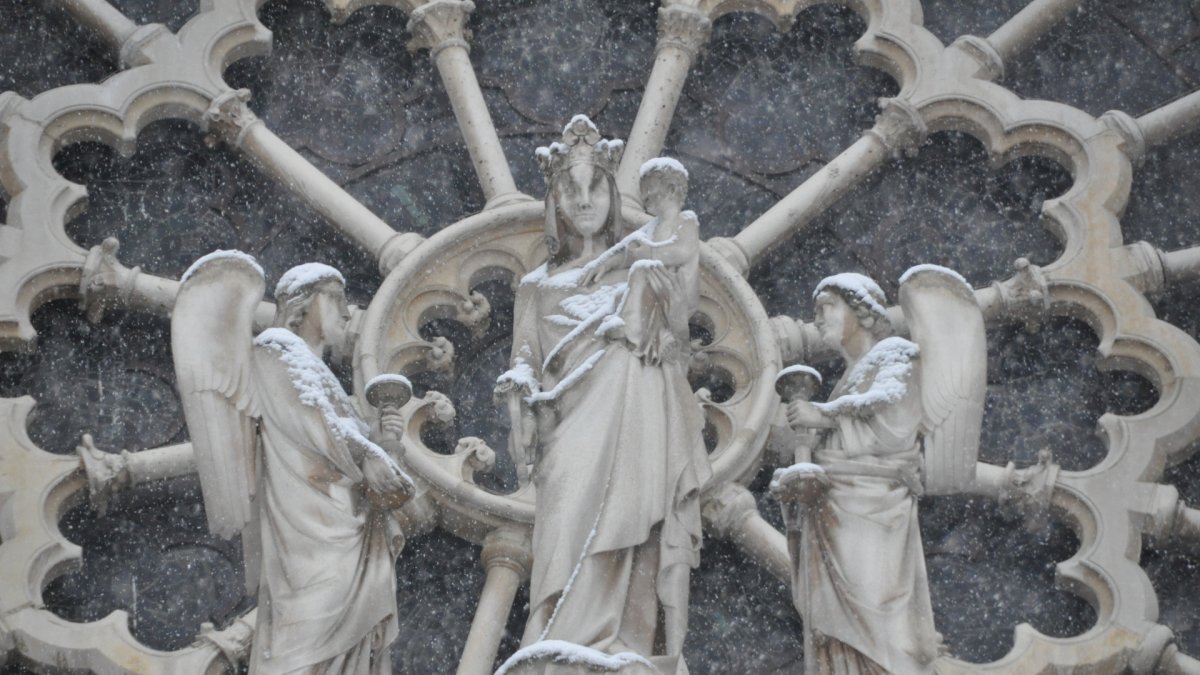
<box><xmin>814</xmin><ymin>292</ymin><xmax>854</xmax><ymax>350</ymax></box>
<box><xmin>314</xmin><ymin>285</ymin><xmax>351</xmax><ymax>350</ymax></box>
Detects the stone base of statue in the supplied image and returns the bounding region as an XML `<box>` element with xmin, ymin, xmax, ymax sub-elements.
<box><xmin>496</xmin><ymin>641</ymin><xmax>668</xmax><ymax>675</ymax></box>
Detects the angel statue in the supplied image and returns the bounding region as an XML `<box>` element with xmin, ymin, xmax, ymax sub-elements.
<box><xmin>494</xmin><ymin>116</ymin><xmax>710</xmax><ymax>675</ymax></box>
<box><xmin>770</xmin><ymin>266</ymin><xmax>986</xmax><ymax>674</ymax></box>
<box><xmin>172</xmin><ymin>252</ymin><xmax>413</xmax><ymax>674</ymax></box>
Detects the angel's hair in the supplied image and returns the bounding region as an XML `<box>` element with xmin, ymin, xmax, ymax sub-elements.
<box><xmin>274</xmin><ymin>277</ymin><xmax>346</xmax><ymax>332</ymax></box>
<box><xmin>817</xmin><ymin>287</ymin><xmax>893</xmax><ymax>340</ymax></box>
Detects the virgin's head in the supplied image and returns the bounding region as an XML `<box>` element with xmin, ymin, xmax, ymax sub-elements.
<box><xmin>537</xmin><ymin>115</ymin><xmax>624</xmax><ymax>265</ymax></box>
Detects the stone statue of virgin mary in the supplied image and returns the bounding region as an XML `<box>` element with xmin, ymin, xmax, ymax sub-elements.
<box><xmin>495</xmin><ymin>116</ymin><xmax>711</xmax><ymax>675</ymax></box>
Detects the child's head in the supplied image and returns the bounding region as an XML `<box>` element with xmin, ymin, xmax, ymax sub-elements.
<box><xmin>638</xmin><ymin>157</ymin><xmax>689</xmax><ymax>216</ymax></box>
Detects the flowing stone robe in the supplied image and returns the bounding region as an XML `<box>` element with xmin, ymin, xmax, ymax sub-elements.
<box><xmin>514</xmin><ymin>230</ymin><xmax>711</xmax><ymax>673</ymax></box>
<box><xmin>794</xmin><ymin>342</ymin><xmax>941</xmax><ymax>675</ymax></box>
<box><xmin>247</xmin><ymin>338</ymin><xmax>399</xmax><ymax>675</ymax></box>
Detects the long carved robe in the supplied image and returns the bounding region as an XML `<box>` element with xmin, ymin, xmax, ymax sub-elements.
<box><xmin>513</xmin><ymin>230</ymin><xmax>711</xmax><ymax>673</ymax></box>
<box><xmin>794</xmin><ymin>340</ymin><xmax>941</xmax><ymax>675</ymax></box>
<box><xmin>247</xmin><ymin>335</ymin><xmax>399</xmax><ymax>675</ymax></box>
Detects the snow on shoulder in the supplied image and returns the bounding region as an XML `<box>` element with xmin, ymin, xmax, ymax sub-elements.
<box><xmin>181</xmin><ymin>249</ymin><xmax>263</xmax><ymax>283</ymax></box>
<box><xmin>814</xmin><ymin>273</ymin><xmax>887</xmax><ymax>318</ymax></box>
<box><xmin>275</xmin><ymin>262</ymin><xmax>346</xmax><ymax>297</ymax></box>
<box><xmin>639</xmin><ymin>156</ymin><xmax>688</xmax><ymax>179</ymax></box>
<box><xmin>255</xmin><ymin>328</ymin><xmax>408</xmax><ymax>477</ymax></box>
<box><xmin>814</xmin><ymin>336</ymin><xmax>919</xmax><ymax>416</ymax></box>
<box><xmin>899</xmin><ymin>263</ymin><xmax>969</xmax><ymax>289</ymax></box>
<box><xmin>495</xmin><ymin>640</ymin><xmax>653</xmax><ymax>675</ymax></box>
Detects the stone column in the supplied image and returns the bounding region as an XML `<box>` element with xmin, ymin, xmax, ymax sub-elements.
<box><xmin>702</xmin><ymin>482</ymin><xmax>790</xmax><ymax>583</ymax></box>
<box><xmin>408</xmin><ymin>0</ymin><xmax>528</xmax><ymax>209</ymax></box>
<box><xmin>712</xmin><ymin>98</ymin><xmax>926</xmax><ymax>275</ymax></box>
<box><xmin>954</xmin><ymin>0</ymin><xmax>1086</xmax><ymax>80</ymax></box>
<box><xmin>76</xmin><ymin>435</ymin><xmax>196</xmax><ymax>511</ymax></box>
<box><xmin>80</xmin><ymin>238</ymin><xmax>276</xmax><ymax>326</ymax></box>
<box><xmin>615</xmin><ymin>4</ymin><xmax>712</xmax><ymax>206</ymax></box>
<box><xmin>204</xmin><ymin>90</ymin><xmax>423</xmax><ymax>274</ymax></box>
<box><xmin>457</xmin><ymin>528</ymin><xmax>532</xmax><ymax>675</ymax></box>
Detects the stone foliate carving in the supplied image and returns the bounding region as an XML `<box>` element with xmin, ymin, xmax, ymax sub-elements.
<box><xmin>771</xmin><ymin>266</ymin><xmax>987</xmax><ymax>674</ymax></box>
<box><xmin>407</xmin><ymin>0</ymin><xmax>474</xmax><ymax>55</ymax></box>
<box><xmin>172</xmin><ymin>252</ymin><xmax>414</xmax><ymax>673</ymax></box>
<box><xmin>203</xmin><ymin>89</ymin><xmax>261</xmax><ymax>149</ymax></box>
<box><xmin>868</xmin><ymin>97</ymin><xmax>928</xmax><ymax>158</ymax></box>
<box><xmin>496</xmin><ymin>119</ymin><xmax>708</xmax><ymax>674</ymax></box>
<box><xmin>655</xmin><ymin>5</ymin><xmax>712</xmax><ymax>59</ymax></box>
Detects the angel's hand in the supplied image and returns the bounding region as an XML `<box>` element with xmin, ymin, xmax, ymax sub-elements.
<box><xmin>786</xmin><ymin>400</ymin><xmax>833</xmax><ymax>430</ymax></box>
<box><xmin>379</xmin><ymin>410</ymin><xmax>404</xmax><ymax>439</ymax></box>
<box><xmin>363</xmin><ymin>453</ymin><xmax>413</xmax><ymax>498</ymax></box>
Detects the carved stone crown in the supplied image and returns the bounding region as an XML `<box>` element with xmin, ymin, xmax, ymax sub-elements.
<box><xmin>535</xmin><ymin>114</ymin><xmax>624</xmax><ymax>180</ymax></box>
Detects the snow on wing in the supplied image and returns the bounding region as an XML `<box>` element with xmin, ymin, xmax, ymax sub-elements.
<box><xmin>172</xmin><ymin>253</ymin><xmax>264</xmax><ymax>539</ymax></box>
<box><xmin>898</xmin><ymin>266</ymin><xmax>987</xmax><ymax>495</ymax></box>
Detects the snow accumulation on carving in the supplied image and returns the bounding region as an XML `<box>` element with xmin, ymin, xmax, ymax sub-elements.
<box><xmin>814</xmin><ymin>336</ymin><xmax>919</xmax><ymax>416</ymax></box>
<box><xmin>527</xmin><ymin>349</ymin><xmax>606</xmax><ymax>404</ymax></box>
<box><xmin>495</xmin><ymin>640</ymin><xmax>653</xmax><ymax>675</ymax></box>
<box><xmin>365</xmin><ymin>373</ymin><xmax>413</xmax><ymax>391</ymax></box>
<box><xmin>497</xmin><ymin>352</ymin><xmax>541</xmax><ymax>396</ymax></box>
<box><xmin>274</xmin><ymin>262</ymin><xmax>346</xmax><ymax>297</ymax></box>
<box><xmin>639</xmin><ymin>156</ymin><xmax>688</xmax><ymax>178</ymax></box>
<box><xmin>770</xmin><ymin>462</ymin><xmax>827</xmax><ymax>490</ymax></box>
<box><xmin>776</xmin><ymin>364</ymin><xmax>823</xmax><ymax>384</ymax></box>
<box><xmin>899</xmin><ymin>263</ymin><xmax>970</xmax><ymax>288</ymax></box>
<box><xmin>180</xmin><ymin>249</ymin><xmax>264</xmax><ymax>283</ymax></box>
<box><xmin>255</xmin><ymin>328</ymin><xmax>408</xmax><ymax>477</ymax></box>
<box><xmin>813</xmin><ymin>272</ymin><xmax>888</xmax><ymax>318</ymax></box>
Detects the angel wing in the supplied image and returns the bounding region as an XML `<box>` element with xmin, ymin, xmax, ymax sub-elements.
<box><xmin>172</xmin><ymin>251</ymin><xmax>265</xmax><ymax>539</ymax></box>
<box><xmin>899</xmin><ymin>265</ymin><xmax>987</xmax><ymax>495</ymax></box>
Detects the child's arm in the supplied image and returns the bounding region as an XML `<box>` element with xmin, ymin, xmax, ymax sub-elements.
<box><xmin>625</xmin><ymin>211</ymin><xmax>699</xmax><ymax>268</ymax></box>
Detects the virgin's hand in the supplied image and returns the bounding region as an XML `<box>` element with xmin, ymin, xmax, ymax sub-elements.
<box><xmin>580</xmin><ymin>260</ymin><xmax>613</xmax><ymax>286</ymax></box>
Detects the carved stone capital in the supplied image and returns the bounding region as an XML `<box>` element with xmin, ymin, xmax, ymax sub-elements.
<box><xmin>407</xmin><ymin>0</ymin><xmax>475</xmax><ymax>57</ymax></box>
<box><xmin>80</xmin><ymin>237</ymin><xmax>138</xmax><ymax>323</ymax></box>
<box><xmin>118</xmin><ymin>23</ymin><xmax>173</xmax><ymax>68</ymax></box>
<box><xmin>988</xmin><ymin>257</ymin><xmax>1049</xmax><ymax>324</ymax></box>
<box><xmin>656</xmin><ymin>5</ymin><xmax>712</xmax><ymax>59</ymax></box>
<box><xmin>378</xmin><ymin>231</ymin><xmax>426</xmax><ymax>275</ymax></box>
<box><xmin>203</xmin><ymin>89</ymin><xmax>260</xmax><ymax>149</ymax></box>
<box><xmin>481</xmin><ymin>528</ymin><xmax>533</xmax><ymax>578</ymax></box>
<box><xmin>701</xmin><ymin>482</ymin><xmax>758</xmax><ymax>539</ymax></box>
<box><xmin>1100</xmin><ymin>110</ymin><xmax>1147</xmax><ymax>163</ymax></box>
<box><xmin>706</xmin><ymin>237</ymin><xmax>750</xmax><ymax>277</ymax></box>
<box><xmin>951</xmin><ymin>35</ymin><xmax>1005</xmax><ymax>80</ymax></box>
<box><xmin>867</xmin><ymin>97</ymin><xmax>927</xmax><ymax>158</ymax></box>
<box><xmin>1118</xmin><ymin>240</ymin><xmax>1168</xmax><ymax>295</ymax></box>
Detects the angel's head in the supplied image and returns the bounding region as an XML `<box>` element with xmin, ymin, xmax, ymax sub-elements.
<box><xmin>813</xmin><ymin>273</ymin><xmax>892</xmax><ymax>355</ymax></box>
<box><xmin>273</xmin><ymin>263</ymin><xmax>350</xmax><ymax>352</ymax></box>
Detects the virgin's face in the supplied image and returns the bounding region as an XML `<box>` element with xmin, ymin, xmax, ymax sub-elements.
<box><xmin>555</xmin><ymin>162</ymin><xmax>610</xmax><ymax>238</ymax></box>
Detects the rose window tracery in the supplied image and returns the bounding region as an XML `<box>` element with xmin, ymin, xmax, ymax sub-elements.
<box><xmin>1</xmin><ymin>0</ymin><xmax>1199</xmax><ymax>673</ymax></box>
